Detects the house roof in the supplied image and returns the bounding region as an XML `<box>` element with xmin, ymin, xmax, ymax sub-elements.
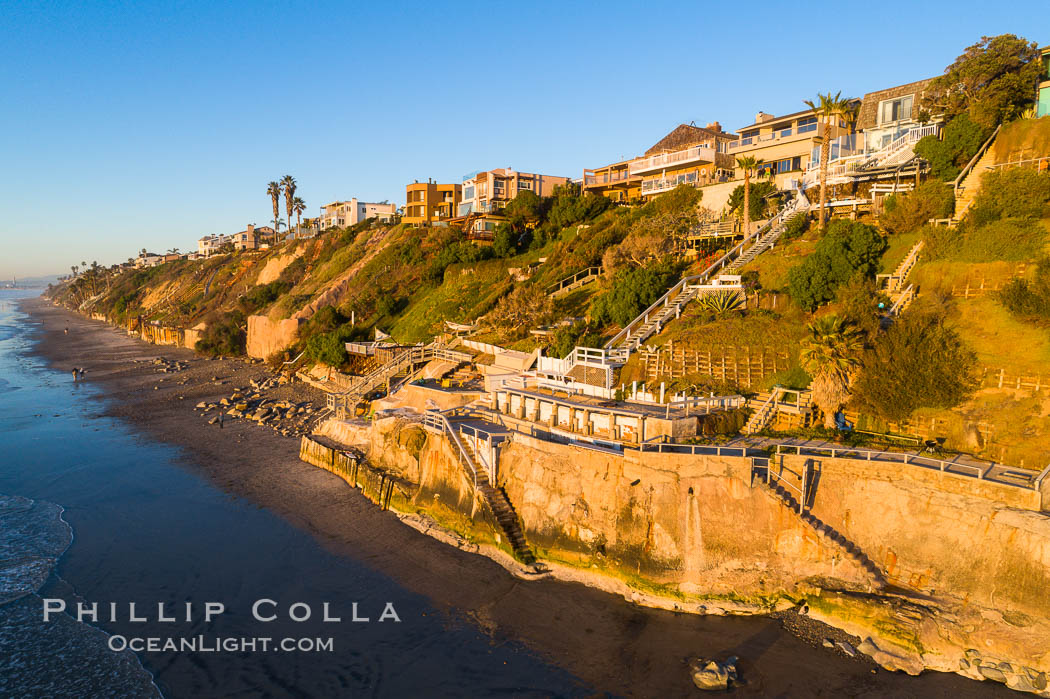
<box><xmin>857</xmin><ymin>78</ymin><xmax>936</xmax><ymax>130</ymax></box>
<box><xmin>735</xmin><ymin>107</ymin><xmax>815</xmax><ymax>132</ymax></box>
<box><xmin>644</xmin><ymin>124</ymin><xmax>735</xmax><ymax>156</ymax></box>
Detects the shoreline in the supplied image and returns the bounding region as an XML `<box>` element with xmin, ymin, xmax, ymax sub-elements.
<box><xmin>22</xmin><ymin>296</ymin><xmax>1012</xmax><ymax>697</ymax></box>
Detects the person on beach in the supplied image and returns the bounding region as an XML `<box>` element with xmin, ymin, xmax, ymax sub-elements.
<box><xmin>219</xmin><ymin>413</ymin><xmax>224</xmax><ymax>429</ymax></box>
<box><xmin>71</xmin><ymin>368</ymin><xmax>78</xmax><ymax>382</ymax></box>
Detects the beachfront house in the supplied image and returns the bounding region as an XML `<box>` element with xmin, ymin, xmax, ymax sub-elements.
<box><xmin>197</xmin><ymin>233</ymin><xmax>231</xmax><ymax>257</ymax></box>
<box><xmin>319</xmin><ymin>199</ymin><xmax>397</xmax><ymax>230</ymax></box>
<box><xmin>627</xmin><ymin>123</ymin><xmax>738</xmax><ymax>200</ymax></box>
<box><xmin>404</xmin><ymin>180</ymin><xmax>462</xmax><ymax>226</ymax></box>
<box><xmin>454</xmin><ymin>168</ymin><xmax>571</xmax><ymax>237</ymax></box>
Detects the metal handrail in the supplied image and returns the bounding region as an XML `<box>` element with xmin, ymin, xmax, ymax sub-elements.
<box><xmin>774</xmin><ymin>443</ymin><xmax>1006</xmax><ymax>484</ymax></box>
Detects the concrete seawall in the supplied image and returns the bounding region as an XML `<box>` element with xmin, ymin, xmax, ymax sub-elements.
<box><xmin>307</xmin><ymin>417</ymin><xmax>1050</xmax><ymax>693</ymax></box>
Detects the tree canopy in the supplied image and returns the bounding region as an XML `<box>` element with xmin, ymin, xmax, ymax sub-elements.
<box><xmin>922</xmin><ymin>34</ymin><xmax>1042</xmax><ymax>129</ymax></box>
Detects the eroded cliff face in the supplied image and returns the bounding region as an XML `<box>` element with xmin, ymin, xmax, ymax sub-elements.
<box><xmin>496</xmin><ymin>435</ymin><xmax>871</xmax><ymax>594</ymax></box>
<box><xmin>312</xmin><ymin>419</ymin><xmax>1050</xmax><ymax>693</ymax></box>
<box><xmin>246</xmin><ymin>315</ymin><xmax>302</xmax><ymax>359</ymax></box>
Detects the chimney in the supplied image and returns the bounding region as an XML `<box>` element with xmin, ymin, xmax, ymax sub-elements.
<box><xmin>706</xmin><ymin>121</ymin><xmax>722</xmax><ymax>133</ymax></box>
<box><xmin>247</xmin><ymin>224</ymin><xmax>254</xmax><ymax>235</ymax></box>
<box><xmin>755</xmin><ymin>111</ymin><xmax>775</xmax><ymax>124</ymax></box>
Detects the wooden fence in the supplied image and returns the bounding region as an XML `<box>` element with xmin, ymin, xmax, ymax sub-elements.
<box><xmin>951</xmin><ymin>264</ymin><xmax>1028</xmax><ymax>298</ymax></box>
<box><xmin>640</xmin><ymin>345</ymin><xmax>791</xmax><ymax>386</ymax></box>
<box><xmin>981</xmin><ymin>367</ymin><xmax>1050</xmax><ymax>393</ymax></box>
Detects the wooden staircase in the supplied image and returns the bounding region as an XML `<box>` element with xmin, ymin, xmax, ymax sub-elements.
<box><xmin>725</xmin><ymin>214</ymin><xmax>792</xmax><ymax>272</ymax></box>
<box><xmin>953</xmin><ymin>124</ymin><xmax>1001</xmax><ymax>223</ymax></box>
<box><xmin>743</xmin><ymin>388</ymin><xmax>781</xmax><ymax>434</ymax></box>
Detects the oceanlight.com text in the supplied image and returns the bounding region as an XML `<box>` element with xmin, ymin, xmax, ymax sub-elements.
<box><xmin>108</xmin><ymin>635</ymin><xmax>335</xmax><ymax>653</ymax></box>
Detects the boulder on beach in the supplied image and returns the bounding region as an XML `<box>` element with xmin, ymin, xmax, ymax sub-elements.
<box><xmin>689</xmin><ymin>656</ymin><xmax>739</xmax><ymax>691</ymax></box>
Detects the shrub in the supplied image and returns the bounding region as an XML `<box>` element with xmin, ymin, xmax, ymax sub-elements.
<box><xmin>968</xmin><ymin>169</ymin><xmax>1050</xmax><ymax>226</ymax></box>
<box><xmin>304</xmin><ymin>323</ymin><xmax>362</xmax><ymax>367</ymax></box>
<box><xmin>589</xmin><ymin>263</ymin><xmax>676</xmax><ymax>327</ymax></box>
<box><xmin>781</xmin><ymin>212</ymin><xmax>810</xmax><ymax>241</ymax></box>
<box><xmin>548</xmin><ymin>322</ymin><xmax>603</xmax><ymax>359</ymax></box>
<box><xmin>923</xmin><ymin>218</ymin><xmax>1046</xmax><ymax>262</ymax></box>
<box><xmin>196</xmin><ymin>311</ymin><xmax>246</xmax><ymax>356</ymax></box>
<box><xmin>880</xmin><ymin>181</ymin><xmax>955</xmax><ymax>234</ymax></box>
<box><xmin>786</xmin><ymin>220</ymin><xmax>886</xmax><ymax>311</ymax></box>
<box><xmin>239</xmin><ymin>280</ymin><xmax>290</xmax><ymax>313</ymax></box>
<box><xmin>727</xmin><ymin>180</ymin><xmax>777</xmax><ymax>220</ymax></box>
<box><xmin>426</xmin><ymin>241</ymin><xmax>492</xmax><ymax>282</ymax></box>
<box><xmin>547</xmin><ymin>183</ymin><xmax>613</xmax><ymax>229</ymax></box>
<box><xmin>850</xmin><ymin>313</ymin><xmax>978</xmax><ymax>422</ymax></box>
<box><xmin>913</xmin><ymin>114</ymin><xmax>989</xmax><ymax>181</ymax></box>
<box><xmin>488</xmin><ymin>284</ymin><xmax>553</xmax><ymax>332</ymax></box>
<box><xmin>997</xmin><ymin>259</ymin><xmax>1050</xmax><ymax>320</ymax></box>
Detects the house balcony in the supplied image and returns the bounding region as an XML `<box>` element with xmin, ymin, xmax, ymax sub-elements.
<box><xmin>583</xmin><ymin>169</ymin><xmax>639</xmax><ymax>188</ymax></box>
<box><xmin>640</xmin><ymin>172</ymin><xmax>701</xmax><ymax>196</ymax></box>
<box><xmin>629</xmin><ymin>145</ymin><xmax>717</xmax><ymax>176</ymax></box>
<box><xmin>727</xmin><ymin>127</ymin><xmax>819</xmax><ymax>153</ymax></box>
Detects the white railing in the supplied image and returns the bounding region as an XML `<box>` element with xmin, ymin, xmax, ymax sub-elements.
<box><xmin>584</xmin><ymin>171</ymin><xmax>635</xmax><ymax>186</ymax></box>
<box><xmin>546</xmin><ymin>266</ymin><xmax>602</xmax><ymax>296</ymax></box>
<box><xmin>422</xmin><ymin>410</ymin><xmax>480</xmax><ymax>490</ymax></box>
<box><xmin>605</xmin><ymin>199</ymin><xmax>797</xmax><ymax>351</ymax></box>
<box><xmin>640</xmin><ymin>171</ymin><xmax>699</xmax><ymax>194</ymax></box>
<box><xmin>954</xmin><ymin>124</ymin><xmax>1002</xmax><ymax>195</ymax></box>
<box><xmin>629</xmin><ymin>145</ymin><xmax>717</xmax><ymax>175</ymax></box>
<box><xmin>888</xmin><ymin>284</ymin><xmax>915</xmax><ymax>316</ymax></box>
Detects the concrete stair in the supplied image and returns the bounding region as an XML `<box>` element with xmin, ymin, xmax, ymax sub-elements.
<box><xmin>625</xmin><ymin>287</ymin><xmax>697</xmax><ymax>351</ymax></box>
<box><xmin>459</xmin><ymin>436</ymin><xmax>536</xmax><ymax>565</ymax></box>
<box><xmin>757</xmin><ymin>475</ymin><xmax>886</xmax><ymax>590</ymax></box>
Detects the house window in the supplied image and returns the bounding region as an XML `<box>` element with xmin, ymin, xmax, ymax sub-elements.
<box><xmin>740</xmin><ymin>129</ymin><xmax>758</xmax><ymax>145</ymax></box>
<box><xmin>797</xmin><ymin>116</ymin><xmax>817</xmax><ymax>134</ymax></box>
<box><xmin>879</xmin><ymin>95</ymin><xmax>913</xmax><ymax>125</ymax></box>
<box><xmin>779</xmin><ymin>125</ymin><xmax>792</xmax><ymax>138</ymax></box>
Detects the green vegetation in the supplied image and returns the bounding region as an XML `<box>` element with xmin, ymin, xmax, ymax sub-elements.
<box><xmin>968</xmin><ymin>169</ymin><xmax>1050</xmax><ymax>226</ymax></box>
<box><xmin>921</xmin><ymin>33</ymin><xmax>1043</xmax><ymax>129</ymax></box>
<box><xmin>728</xmin><ymin>178</ymin><xmax>777</xmax><ymax>223</ymax></box>
<box><xmin>781</xmin><ymin>212</ymin><xmax>810</xmax><ymax>241</ymax></box>
<box><xmin>196</xmin><ymin>310</ymin><xmax>246</xmax><ymax>356</ymax></box>
<box><xmin>851</xmin><ymin>313</ymin><xmax>978</xmax><ymax>422</ymax></box>
<box><xmin>800</xmin><ymin>315</ymin><xmax>864</xmax><ymax>427</ymax></box>
<box><xmin>913</xmin><ymin>114</ymin><xmax>989</xmax><ymax>181</ymax></box>
<box><xmin>787</xmin><ymin>220</ymin><xmax>887</xmax><ymax>311</ymax></box>
<box><xmin>924</xmin><ymin>218</ymin><xmax>1046</xmax><ymax>262</ymax></box>
<box><xmin>998</xmin><ymin>259</ymin><xmax>1050</xmax><ymax>321</ymax></box>
<box><xmin>879</xmin><ymin>181</ymin><xmax>955</xmax><ymax>233</ymax></box>
<box><xmin>590</xmin><ymin>262</ymin><xmax>677</xmax><ymax>327</ymax></box>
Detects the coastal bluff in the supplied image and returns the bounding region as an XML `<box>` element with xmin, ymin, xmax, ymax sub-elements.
<box><xmin>305</xmin><ymin>415</ymin><xmax>1050</xmax><ymax>695</ymax></box>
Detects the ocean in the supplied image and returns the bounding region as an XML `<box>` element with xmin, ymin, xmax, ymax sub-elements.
<box><xmin>0</xmin><ymin>289</ymin><xmax>585</xmax><ymax>696</ymax></box>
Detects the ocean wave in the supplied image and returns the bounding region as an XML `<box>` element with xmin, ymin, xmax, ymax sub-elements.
<box><xmin>0</xmin><ymin>494</ymin><xmax>162</xmax><ymax>697</ymax></box>
<box><xmin>0</xmin><ymin>495</ymin><xmax>72</xmax><ymax>604</ymax></box>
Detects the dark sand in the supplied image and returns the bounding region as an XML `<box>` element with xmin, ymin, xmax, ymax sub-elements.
<box><xmin>23</xmin><ymin>297</ymin><xmax>1010</xmax><ymax>698</ymax></box>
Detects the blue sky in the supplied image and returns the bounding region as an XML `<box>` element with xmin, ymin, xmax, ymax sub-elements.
<box><xmin>0</xmin><ymin>0</ymin><xmax>1044</xmax><ymax>278</ymax></box>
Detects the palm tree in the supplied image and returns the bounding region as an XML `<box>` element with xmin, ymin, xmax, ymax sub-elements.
<box><xmin>735</xmin><ymin>156</ymin><xmax>764</xmax><ymax>237</ymax></box>
<box><xmin>804</xmin><ymin>92</ymin><xmax>853</xmax><ymax>232</ymax></box>
<box><xmin>292</xmin><ymin>197</ymin><xmax>306</xmax><ymax>236</ymax></box>
<box><xmin>281</xmin><ymin>175</ymin><xmax>297</xmax><ymax>241</ymax></box>
<box><xmin>800</xmin><ymin>315</ymin><xmax>864</xmax><ymax>428</ymax></box>
<box><xmin>266</xmin><ymin>181</ymin><xmax>283</xmax><ymax>245</ymax></box>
